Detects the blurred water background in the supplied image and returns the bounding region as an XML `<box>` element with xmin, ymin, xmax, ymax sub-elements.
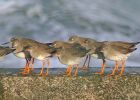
<box><xmin>0</xmin><ymin>0</ymin><xmax>140</xmax><ymax>68</ymax></box>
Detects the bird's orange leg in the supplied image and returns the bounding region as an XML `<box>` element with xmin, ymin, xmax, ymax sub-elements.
<box><xmin>108</xmin><ymin>61</ymin><xmax>119</xmax><ymax>76</ymax></box>
<box><xmin>25</xmin><ymin>62</ymin><xmax>31</xmax><ymax>74</ymax></box>
<box><xmin>20</xmin><ymin>60</ymin><xmax>31</xmax><ymax>75</ymax></box>
<box><xmin>67</xmin><ymin>65</ymin><xmax>73</xmax><ymax>77</ymax></box>
<box><xmin>38</xmin><ymin>61</ymin><xmax>46</xmax><ymax>76</ymax></box>
<box><xmin>74</xmin><ymin>65</ymin><xmax>79</xmax><ymax>77</ymax></box>
<box><xmin>96</xmin><ymin>60</ymin><xmax>106</xmax><ymax>75</ymax></box>
<box><xmin>23</xmin><ymin>62</ymin><xmax>29</xmax><ymax>72</ymax></box>
<box><xmin>119</xmin><ymin>60</ymin><xmax>125</xmax><ymax>76</ymax></box>
<box><xmin>46</xmin><ymin>59</ymin><xmax>51</xmax><ymax>76</ymax></box>
<box><xmin>65</xmin><ymin>65</ymin><xmax>71</xmax><ymax>74</ymax></box>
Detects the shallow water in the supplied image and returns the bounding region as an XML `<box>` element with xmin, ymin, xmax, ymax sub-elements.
<box><xmin>0</xmin><ymin>67</ymin><xmax>139</xmax><ymax>76</ymax></box>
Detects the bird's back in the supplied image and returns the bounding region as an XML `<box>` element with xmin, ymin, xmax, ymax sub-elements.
<box><xmin>107</xmin><ymin>41</ymin><xmax>140</xmax><ymax>49</ymax></box>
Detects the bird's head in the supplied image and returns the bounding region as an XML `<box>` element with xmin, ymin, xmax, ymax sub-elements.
<box><xmin>69</xmin><ymin>35</ymin><xmax>90</xmax><ymax>47</ymax></box>
<box><xmin>48</xmin><ymin>41</ymin><xmax>65</xmax><ymax>49</ymax></box>
<box><xmin>68</xmin><ymin>35</ymin><xmax>79</xmax><ymax>43</ymax></box>
<box><xmin>10</xmin><ymin>37</ymin><xmax>21</xmax><ymax>48</ymax></box>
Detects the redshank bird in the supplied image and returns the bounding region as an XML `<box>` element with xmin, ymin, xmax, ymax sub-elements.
<box><xmin>2</xmin><ymin>37</ymin><xmax>39</xmax><ymax>74</ymax></box>
<box><xmin>69</xmin><ymin>35</ymin><xmax>105</xmax><ymax>73</ymax></box>
<box><xmin>69</xmin><ymin>35</ymin><xmax>140</xmax><ymax>76</ymax></box>
<box><xmin>49</xmin><ymin>41</ymin><xmax>91</xmax><ymax>77</ymax></box>
<box><xmin>98</xmin><ymin>41</ymin><xmax>140</xmax><ymax>76</ymax></box>
<box><xmin>19</xmin><ymin>42</ymin><xmax>56</xmax><ymax>76</ymax></box>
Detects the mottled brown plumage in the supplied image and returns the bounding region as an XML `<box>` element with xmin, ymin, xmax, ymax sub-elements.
<box><xmin>99</xmin><ymin>41</ymin><xmax>139</xmax><ymax>76</ymax></box>
<box><xmin>69</xmin><ymin>35</ymin><xmax>139</xmax><ymax>76</ymax></box>
<box><xmin>99</xmin><ymin>41</ymin><xmax>138</xmax><ymax>61</ymax></box>
<box><xmin>50</xmin><ymin>41</ymin><xmax>90</xmax><ymax>76</ymax></box>
<box><xmin>10</xmin><ymin>37</ymin><xmax>38</xmax><ymax>74</ymax></box>
<box><xmin>3</xmin><ymin>37</ymin><xmax>43</xmax><ymax>75</ymax></box>
<box><xmin>69</xmin><ymin>35</ymin><xmax>104</xmax><ymax>73</ymax></box>
<box><xmin>21</xmin><ymin>42</ymin><xmax>56</xmax><ymax>76</ymax></box>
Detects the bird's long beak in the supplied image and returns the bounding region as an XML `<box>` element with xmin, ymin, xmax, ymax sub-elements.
<box><xmin>1</xmin><ymin>42</ymin><xmax>10</xmax><ymax>45</ymax></box>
